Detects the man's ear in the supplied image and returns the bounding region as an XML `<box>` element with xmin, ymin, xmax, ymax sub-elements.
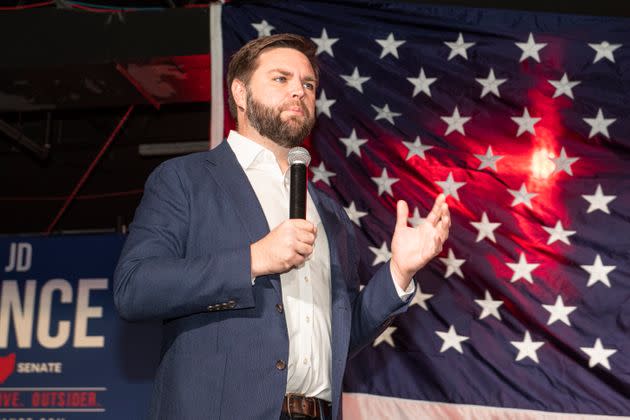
<box><xmin>231</xmin><ymin>79</ymin><xmax>247</xmax><ymax>112</ymax></box>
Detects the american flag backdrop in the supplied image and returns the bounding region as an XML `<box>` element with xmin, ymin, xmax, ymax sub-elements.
<box><xmin>219</xmin><ymin>1</ymin><xmax>630</xmax><ymax>418</ymax></box>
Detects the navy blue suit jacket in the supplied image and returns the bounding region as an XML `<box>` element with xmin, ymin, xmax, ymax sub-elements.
<box><xmin>113</xmin><ymin>140</ymin><xmax>411</xmax><ymax>419</ymax></box>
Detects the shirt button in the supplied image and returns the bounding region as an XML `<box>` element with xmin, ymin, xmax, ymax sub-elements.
<box><xmin>305</xmin><ymin>316</ymin><xmax>310</xmax><ymax>323</ymax></box>
<box><xmin>303</xmin><ymin>358</ymin><xmax>308</xmax><ymax>365</ymax></box>
<box><xmin>276</xmin><ymin>360</ymin><xmax>286</xmax><ymax>370</ymax></box>
<box><xmin>275</xmin><ymin>303</ymin><xmax>284</xmax><ymax>313</ymax></box>
<box><xmin>304</xmin><ymin>276</ymin><xmax>309</xmax><ymax>283</ymax></box>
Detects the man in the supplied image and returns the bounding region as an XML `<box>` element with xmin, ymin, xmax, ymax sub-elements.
<box><xmin>113</xmin><ymin>33</ymin><xmax>450</xmax><ymax>420</ymax></box>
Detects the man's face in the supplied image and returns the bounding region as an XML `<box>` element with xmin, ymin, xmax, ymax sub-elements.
<box><xmin>244</xmin><ymin>47</ymin><xmax>317</xmax><ymax>148</ymax></box>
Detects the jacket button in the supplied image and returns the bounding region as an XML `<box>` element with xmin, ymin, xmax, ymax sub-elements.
<box><xmin>227</xmin><ymin>300</ymin><xmax>236</xmax><ymax>309</ymax></box>
<box><xmin>275</xmin><ymin>303</ymin><xmax>283</xmax><ymax>313</ymax></box>
<box><xmin>275</xmin><ymin>360</ymin><xmax>286</xmax><ymax>370</ymax></box>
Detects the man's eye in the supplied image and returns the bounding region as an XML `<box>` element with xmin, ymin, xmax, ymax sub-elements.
<box><xmin>274</xmin><ymin>76</ymin><xmax>286</xmax><ymax>82</ymax></box>
<box><xmin>304</xmin><ymin>82</ymin><xmax>315</xmax><ymax>90</ymax></box>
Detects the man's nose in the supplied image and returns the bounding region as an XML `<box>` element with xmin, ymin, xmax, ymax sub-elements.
<box><xmin>290</xmin><ymin>80</ymin><xmax>305</xmax><ymax>98</ymax></box>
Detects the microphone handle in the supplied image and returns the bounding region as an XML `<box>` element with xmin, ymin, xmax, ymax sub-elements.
<box><xmin>289</xmin><ymin>163</ymin><xmax>307</xmax><ymax>219</ymax></box>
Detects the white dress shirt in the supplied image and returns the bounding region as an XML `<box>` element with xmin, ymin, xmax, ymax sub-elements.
<box><xmin>227</xmin><ymin>130</ymin><xmax>414</xmax><ymax>402</ymax></box>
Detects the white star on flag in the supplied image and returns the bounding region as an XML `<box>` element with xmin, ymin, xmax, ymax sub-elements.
<box><xmin>580</xmin><ymin>254</ymin><xmax>616</xmax><ymax>287</ymax></box>
<box><xmin>371</xmin><ymin>103</ymin><xmax>401</xmax><ymax>124</ymax></box>
<box><xmin>506</xmin><ymin>253</ymin><xmax>539</xmax><ymax>283</ymax></box>
<box><xmin>369</xmin><ymin>241</ymin><xmax>391</xmax><ymax>266</ymax></box>
<box><xmin>580</xmin><ymin>338</ymin><xmax>617</xmax><ymax>370</ymax></box>
<box><xmin>341</xmin><ymin>67</ymin><xmax>370</xmax><ymax>93</ymax></box>
<box><xmin>371</xmin><ymin>168</ymin><xmax>399</xmax><ymax>196</ymax></box>
<box><xmin>316</xmin><ymin>90</ymin><xmax>336</xmax><ymax>118</ymax></box>
<box><xmin>439</xmin><ymin>248</ymin><xmax>465</xmax><ymax>279</ymax></box>
<box><xmin>542</xmin><ymin>220</ymin><xmax>576</xmax><ymax>245</ymax></box>
<box><xmin>375</xmin><ymin>33</ymin><xmax>406</xmax><ymax>59</ymax></box>
<box><xmin>542</xmin><ymin>296</ymin><xmax>576</xmax><ymax>326</ymax></box>
<box><xmin>474</xmin><ymin>146</ymin><xmax>504</xmax><ymax>171</ymax></box>
<box><xmin>444</xmin><ymin>32</ymin><xmax>475</xmax><ymax>60</ymax></box>
<box><xmin>475</xmin><ymin>290</ymin><xmax>503</xmax><ymax>320</ymax></box>
<box><xmin>407</xmin><ymin>68</ymin><xmax>437</xmax><ymax>97</ymax></box>
<box><xmin>470</xmin><ymin>212</ymin><xmax>501</xmax><ymax>243</ymax></box>
<box><xmin>441</xmin><ymin>106</ymin><xmax>471</xmax><ymax>136</ymax></box>
<box><xmin>551</xmin><ymin>147</ymin><xmax>579</xmax><ymax>176</ymax></box>
<box><xmin>402</xmin><ymin>136</ymin><xmax>432</xmax><ymax>160</ymax></box>
<box><xmin>436</xmin><ymin>172</ymin><xmax>466</xmax><ymax>200</ymax></box>
<box><xmin>582</xmin><ymin>184</ymin><xmax>616</xmax><ymax>214</ymax></box>
<box><xmin>508</xmin><ymin>183</ymin><xmax>537</xmax><ymax>209</ymax></box>
<box><xmin>436</xmin><ymin>325</ymin><xmax>469</xmax><ymax>354</ymax></box>
<box><xmin>339</xmin><ymin>129</ymin><xmax>368</xmax><ymax>157</ymax></box>
<box><xmin>372</xmin><ymin>326</ymin><xmax>397</xmax><ymax>347</ymax></box>
<box><xmin>251</xmin><ymin>20</ymin><xmax>274</xmax><ymax>37</ymax></box>
<box><xmin>311</xmin><ymin>28</ymin><xmax>339</xmax><ymax>57</ymax></box>
<box><xmin>410</xmin><ymin>285</ymin><xmax>433</xmax><ymax>310</ymax></box>
<box><xmin>583</xmin><ymin>108</ymin><xmax>616</xmax><ymax>139</ymax></box>
<box><xmin>511</xmin><ymin>331</ymin><xmax>545</xmax><ymax>363</ymax></box>
<box><xmin>589</xmin><ymin>41</ymin><xmax>622</xmax><ymax>63</ymax></box>
<box><xmin>408</xmin><ymin>207</ymin><xmax>425</xmax><ymax>228</ymax></box>
<box><xmin>515</xmin><ymin>32</ymin><xmax>547</xmax><ymax>62</ymax></box>
<box><xmin>548</xmin><ymin>73</ymin><xmax>581</xmax><ymax>99</ymax></box>
<box><xmin>476</xmin><ymin>68</ymin><xmax>507</xmax><ymax>98</ymax></box>
<box><xmin>310</xmin><ymin>162</ymin><xmax>335</xmax><ymax>186</ymax></box>
<box><xmin>511</xmin><ymin>107</ymin><xmax>541</xmax><ymax>137</ymax></box>
<box><xmin>344</xmin><ymin>201</ymin><xmax>367</xmax><ymax>226</ymax></box>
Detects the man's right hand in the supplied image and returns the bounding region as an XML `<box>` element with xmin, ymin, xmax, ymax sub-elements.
<box><xmin>250</xmin><ymin>219</ymin><xmax>317</xmax><ymax>277</ymax></box>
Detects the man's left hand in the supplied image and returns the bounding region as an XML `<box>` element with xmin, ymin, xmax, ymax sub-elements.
<box><xmin>390</xmin><ymin>194</ymin><xmax>451</xmax><ymax>290</ymax></box>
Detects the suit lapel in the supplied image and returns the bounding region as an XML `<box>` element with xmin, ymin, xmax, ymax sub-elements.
<box><xmin>204</xmin><ymin>141</ymin><xmax>282</xmax><ymax>294</ymax></box>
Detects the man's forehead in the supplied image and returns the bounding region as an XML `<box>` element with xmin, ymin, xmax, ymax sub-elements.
<box><xmin>255</xmin><ymin>47</ymin><xmax>315</xmax><ymax>74</ymax></box>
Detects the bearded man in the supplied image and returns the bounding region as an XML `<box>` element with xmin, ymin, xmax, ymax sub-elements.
<box><xmin>114</xmin><ymin>33</ymin><xmax>450</xmax><ymax>420</ymax></box>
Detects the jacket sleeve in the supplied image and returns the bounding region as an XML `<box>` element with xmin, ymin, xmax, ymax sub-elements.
<box><xmin>113</xmin><ymin>160</ymin><xmax>255</xmax><ymax>322</ymax></box>
<box><xmin>342</xmin><ymin>209</ymin><xmax>414</xmax><ymax>358</ymax></box>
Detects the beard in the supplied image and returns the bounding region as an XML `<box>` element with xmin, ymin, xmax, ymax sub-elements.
<box><xmin>245</xmin><ymin>88</ymin><xmax>315</xmax><ymax>148</ymax></box>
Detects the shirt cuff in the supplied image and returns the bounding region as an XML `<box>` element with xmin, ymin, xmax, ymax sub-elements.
<box><xmin>391</xmin><ymin>268</ymin><xmax>416</xmax><ymax>302</ymax></box>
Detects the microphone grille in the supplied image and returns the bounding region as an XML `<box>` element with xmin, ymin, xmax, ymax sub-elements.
<box><xmin>288</xmin><ymin>147</ymin><xmax>311</xmax><ymax>166</ymax></box>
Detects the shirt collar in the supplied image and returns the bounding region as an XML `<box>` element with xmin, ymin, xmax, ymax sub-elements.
<box><xmin>226</xmin><ymin>130</ymin><xmax>271</xmax><ymax>170</ymax></box>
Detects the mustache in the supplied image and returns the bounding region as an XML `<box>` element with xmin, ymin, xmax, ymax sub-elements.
<box><xmin>281</xmin><ymin>101</ymin><xmax>309</xmax><ymax>116</ymax></box>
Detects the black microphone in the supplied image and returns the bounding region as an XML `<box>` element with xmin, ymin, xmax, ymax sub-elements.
<box><xmin>288</xmin><ymin>147</ymin><xmax>311</xmax><ymax>219</ymax></box>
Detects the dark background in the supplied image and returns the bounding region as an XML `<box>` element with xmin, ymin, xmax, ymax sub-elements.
<box><xmin>1</xmin><ymin>0</ymin><xmax>629</xmax><ymax>235</ymax></box>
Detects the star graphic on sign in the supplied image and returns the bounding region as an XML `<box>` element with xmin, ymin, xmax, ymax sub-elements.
<box><xmin>589</xmin><ymin>41</ymin><xmax>622</xmax><ymax>63</ymax></box>
<box><xmin>439</xmin><ymin>248</ymin><xmax>465</xmax><ymax>279</ymax></box>
<box><xmin>311</xmin><ymin>28</ymin><xmax>339</xmax><ymax>57</ymax></box>
<box><xmin>470</xmin><ymin>212</ymin><xmax>501</xmax><ymax>243</ymax></box>
<box><xmin>551</xmin><ymin>147</ymin><xmax>579</xmax><ymax>176</ymax></box>
<box><xmin>506</xmin><ymin>253</ymin><xmax>539</xmax><ymax>283</ymax></box>
<box><xmin>542</xmin><ymin>296</ymin><xmax>576</xmax><ymax>326</ymax></box>
<box><xmin>402</xmin><ymin>136</ymin><xmax>433</xmax><ymax>160</ymax></box>
<box><xmin>310</xmin><ymin>162</ymin><xmax>336</xmax><ymax>186</ymax></box>
<box><xmin>408</xmin><ymin>207</ymin><xmax>425</xmax><ymax>228</ymax></box>
<box><xmin>410</xmin><ymin>285</ymin><xmax>433</xmax><ymax>310</ymax></box>
<box><xmin>436</xmin><ymin>172</ymin><xmax>466</xmax><ymax>201</ymax></box>
<box><xmin>444</xmin><ymin>32</ymin><xmax>475</xmax><ymax>60</ymax></box>
<box><xmin>511</xmin><ymin>107</ymin><xmax>541</xmax><ymax>137</ymax></box>
<box><xmin>511</xmin><ymin>331</ymin><xmax>544</xmax><ymax>363</ymax></box>
<box><xmin>583</xmin><ymin>108</ymin><xmax>616</xmax><ymax>139</ymax></box>
<box><xmin>372</xmin><ymin>326</ymin><xmax>397</xmax><ymax>347</ymax></box>
<box><xmin>341</xmin><ymin>67</ymin><xmax>370</xmax><ymax>93</ymax></box>
<box><xmin>435</xmin><ymin>325</ymin><xmax>469</xmax><ymax>354</ymax></box>
<box><xmin>580</xmin><ymin>254</ymin><xmax>615</xmax><ymax>287</ymax></box>
<box><xmin>474</xmin><ymin>146</ymin><xmax>504</xmax><ymax>171</ymax></box>
<box><xmin>371</xmin><ymin>103</ymin><xmax>401</xmax><ymax>124</ymax></box>
<box><xmin>475</xmin><ymin>68</ymin><xmax>507</xmax><ymax>98</ymax></box>
<box><xmin>580</xmin><ymin>338</ymin><xmax>617</xmax><ymax>370</ymax></box>
<box><xmin>369</xmin><ymin>241</ymin><xmax>391</xmax><ymax>266</ymax></box>
<box><xmin>441</xmin><ymin>106</ymin><xmax>471</xmax><ymax>136</ymax></box>
<box><xmin>582</xmin><ymin>184</ymin><xmax>616</xmax><ymax>214</ymax></box>
<box><xmin>508</xmin><ymin>183</ymin><xmax>537</xmax><ymax>209</ymax></box>
<box><xmin>375</xmin><ymin>32</ymin><xmax>406</xmax><ymax>59</ymax></box>
<box><xmin>344</xmin><ymin>201</ymin><xmax>367</xmax><ymax>226</ymax></box>
<box><xmin>548</xmin><ymin>73</ymin><xmax>581</xmax><ymax>99</ymax></box>
<box><xmin>316</xmin><ymin>90</ymin><xmax>336</xmax><ymax>118</ymax></box>
<box><xmin>339</xmin><ymin>129</ymin><xmax>368</xmax><ymax>157</ymax></box>
<box><xmin>515</xmin><ymin>32</ymin><xmax>547</xmax><ymax>62</ymax></box>
<box><xmin>407</xmin><ymin>68</ymin><xmax>437</xmax><ymax>97</ymax></box>
<box><xmin>542</xmin><ymin>220</ymin><xmax>576</xmax><ymax>245</ymax></box>
<box><xmin>251</xmin><ymin>20</ymin><xmax>274</xmax><ymax>37</ymax></box>
<box><xmin>474</xmin><ymin>290</ymin><xmax>503</xmax><ymax>320</ymax></box>
<box><xmin>371</xmin><ymin>168</ymin><xmax>399</xmax><ymax>196</ymax></box>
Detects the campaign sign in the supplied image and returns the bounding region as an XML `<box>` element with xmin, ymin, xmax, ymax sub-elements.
<box><xmin>0</xmin><ymin>235</ymin><xmax>160</xmax><ymax>420</ymax></box>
